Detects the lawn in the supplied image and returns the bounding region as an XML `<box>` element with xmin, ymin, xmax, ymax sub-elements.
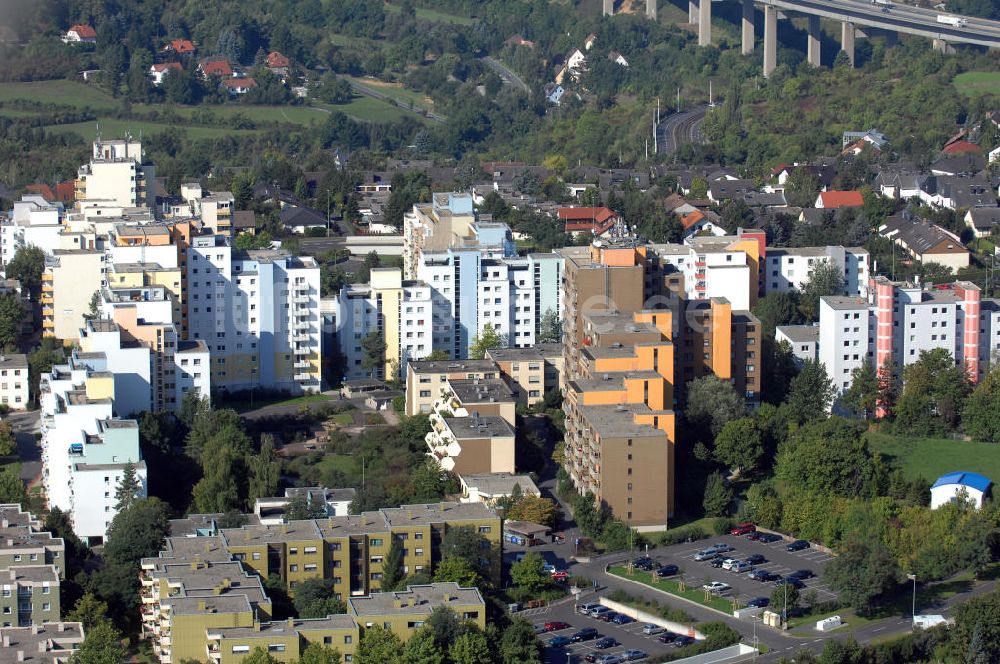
<box><xmin>221</xmin><ymin>392</ymin><xmax>333</xmax><ymax>413</ymax></box>
<box><xmin>343</xmin><ymin>76</ymin><xmax>434</xmax><ymax>111</ymax></box>
<box><xmin>46</xmin><ymin>117</ymin><xmax>260</xmax><ymax>141</ymax></box>
<box><xmin>168</xmin><ymin>104</ymin><xmax>330</xmax><ymax>126</ymax></box>
<box><xmin>330</xmin><ymin>412</ymin><xmax>354</xmax><ymax>426</ymax></box>
<box><xmin>608</xmin><ymin>565</ymin><xmax>740</xmax><ymax>614</ymax></box>
<box><xmin>953</xmin><ymin>71</ymin><xmax>1000</xmax><ymax>96</ymax></box>
<box><xmin>315</xmin><ymin>454</ymin><xmax>357</xmax><ymax>478</ymax></box>
<box><xmin>316</xmin><ymin>96</ymin><xmax>430</xmax><ymax>124</ymax></box>
<box><xmin>868</xmin><ymin>432</ymin><xmax>1000</xmax><ymax>483</ymax></box>
<box><xmin>0</xmin><ymin>79</ymin><xmax>117</xmax><ymax>110</ymax></box>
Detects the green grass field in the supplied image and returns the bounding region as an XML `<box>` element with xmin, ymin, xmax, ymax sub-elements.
<box><xmin>330</xmin><ymin>412</ymin><xmax>354</xmax><ymax>426</ymax></box>
<box><xmin>343</xmin><ymin>76</ymin><xmax>434</xmax><ymax>111</ymax></box>
<box><xmin>317</xmin><ymin>96</ymin><xmax>430</xmax><ymax>124</ymax></box>
<box><xmin>953</xmin><ymin>72</ymin><xmax>1000</xmax><ymax>96</ymax></box>
<box><xmin>868</xmin><ymin>432</ymin><xmax>1000</xmax><ymax>482</ymax></box>
<box><xmin>46</xmin><ymin>117</ymin><xmax>260</xmax><ymax>141</ymax></box>
<box><xmin>608</xmin><ymin>565</ymin><xmax>740</xmax><ymax>614</ymax></box>
<box><xmin>0</xmin><ymin>79</ymin><xmax>118</xmax><ymax>109</ymax></box>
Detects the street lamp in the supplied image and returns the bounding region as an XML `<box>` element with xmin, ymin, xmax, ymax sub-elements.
<box><xmin>907</xmin><ymin>573</ymin><xmax>917</xmax><ymax>626</ymax></box>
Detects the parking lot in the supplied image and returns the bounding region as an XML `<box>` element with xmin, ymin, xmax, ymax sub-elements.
<box><xmin>535</xmin><ymin>599</ymin><xmax>691</xmax><ymax>664</ymax></box>
<box><xmin>642</xmin><ymin>533</ymin><xmax>838</xmax><ymax>610</ymax></box>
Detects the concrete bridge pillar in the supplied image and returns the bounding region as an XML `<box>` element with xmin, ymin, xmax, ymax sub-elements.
<box><xmin>883</xmin><ymin>29</ymin><xmax>897</xmax><ymax>47</ymax></box>
<box><xmin>763</xmin><ymin>4</ymin><xmax>778</xmax><ymax>77</ymax></box>
<box><xmin>647</xmin><ymin>0</ymin><xmax>657</xmax><ymax>20</ymax></box>
<box><xmin>932</xmin><ymin>38</ymin><xmax>953</xmax><ymax>53</ymax></box>
<box><xmin>603</xmin><ymin>0</ymin><xmax>614</xmax><ymax>16</ymax></box>
<box><xmin>807</xmin><ymin>15</ymin><xmax>821</xmax><ymax>67</ymax></box>
<box><xmin>699</xmin><ymin>0</ymin><xmax>712</xmax><ymax>46</ymax></box>
<box><xmin>689</xmin><ymin>0</ymin><xmax>699</xmax><ymax>24</ymax></box>
<box><xmin>741</xmin><ymin>0</ymin><xmax>754</xmax><ymax>55</ymax></box>
<box><xmin>841</xmin><ymin>21</ymin><xmax>855</xmax><ymax>67</ymax></box>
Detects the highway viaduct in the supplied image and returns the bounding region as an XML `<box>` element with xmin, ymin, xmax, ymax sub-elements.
<box><xmin>602</xmin><ymin>0</ymin><xmax>1000</xmax><ymax>76</ymax></box>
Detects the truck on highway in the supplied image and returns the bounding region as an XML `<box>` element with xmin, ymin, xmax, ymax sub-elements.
<box><xmin>871</xmin><ymin>0</ymin><xmax>892</xmax><ymax>6</ymax></box>
<box><xmin>938</xmin><ymin>14</ymin><xmax>968</xmax><ymax>27</ymax></box>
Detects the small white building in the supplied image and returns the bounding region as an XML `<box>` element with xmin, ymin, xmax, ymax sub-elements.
<box><xmin>930</xmin><ymin>472</ymin><xmax>992</xmax><ymax>509</ymax></box>
<box><xmin>460</xmin><ymin>473</ymin><xmax>540</xmax><ymax>505</ymax></box>
<box><xmin>0</xmin><ymin>354</ymin><xmax>29</xmax><ymax>410</ymax></box>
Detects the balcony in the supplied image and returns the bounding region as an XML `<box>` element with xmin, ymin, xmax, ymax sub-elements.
<box><xmin>292</xmin><ymin>294</ymin><xmax>310</xmax><ymax>305</ymax></box>
<box><xmin>293</xmin><ymin>372</ymin><xmax>314</xmax><ymax>382</ymax></box>
<box><xmin>293</xmin><ymin>318</ymin><xmax>311</xmax><ymax>330</ymax></box>
<box><xmin>292</xmin><ymin>332</ymin><xmax>311</xmax><ymax>342</ymax></box>
<box><xmin>294</xmin><ymin>360</ymin><xmax>311</xmax><ymax>370</ymax></box>
<box><xmin>293</xmin><ymin>346</ymin><xmax>310</xmax><ymax>356</ymax></box>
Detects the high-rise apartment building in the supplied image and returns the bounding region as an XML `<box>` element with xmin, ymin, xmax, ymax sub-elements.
<box><xmin>187</xmin><ymin>235</ymin><xmax>322</xmax><ymax>393</ymax></box>
<box><xmin>815</xmin><ymin>278</ymin><xmax>992</xmax><ymax>400</ymax></box>
<box><xmin>75</xmin><ymin>137</ymin><xmax>154</xmax><ymax>208</ymax></box>
<box><xmin>559</xmin><ymin>238</ymin><xmax>761</xmax><ymax>529</ymax></box>
<box><xmin>41</xmin><ymin>249</ymin><xmax>104</xmax><ymax>340</ymax></box>
<box><xmin>39</xmin><ymin>352</ymin><xmax>146</xmax><ymax>544</ymax></box>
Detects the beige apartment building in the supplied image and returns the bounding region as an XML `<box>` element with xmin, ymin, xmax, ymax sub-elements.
<box><xmin>41</xmin><ymin>249</ymin><xmax>104</xmax><ymax>340</ymax></box>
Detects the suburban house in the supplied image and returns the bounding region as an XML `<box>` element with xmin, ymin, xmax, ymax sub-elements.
<box><xmin>875</xmin><ymin>167</ymin><xmax>922</xmax><ymax>199</ymax></box>
<box><xmin>149</xmin><ymin>62</ymin><xmax>182</xmax><ymax>86</ymax></box>
<box><xmin>266</xmin><ymin>51</ymin><xmax>291</xmax><ymax>77</ymax></box>
<box><xmin>680</xmin><ymin>209</ymin><xmax>726</xmax><ymax>238</ymax></box>
<box><xmin>942</xmin><ymin>140</ymin><xmax>982</xmax><ymax>156</ymax></box>
<box><xmin>918</xmin><ymin>173</ymin><xmax>997</xmax><ymax>210</ymax></box>
<box><xmin>878</xmin><ymin>214</ymin><xmax>970</xmax><ymax>271</ymax></box>
<box><xmin>62</xmin><ymin>24</ymin><xmax>97</xmax><ymax>43</ymax></box>
<box><xmin>280</xmin><ymin>206</ymin><xmax>327</xmax><ymax>234</ymax></box>
<box><xmin>165</xmin><ymin>38</ymin><xmax>196</xmax><ymax>56</ymax></box>
<box><xmin>841</xmin><ymin>129</ymin><xmax>888</xmax><ymax>155</ymax></box>
<box><xmin>198</xmin><ymin>57</ymin><xmax>233</xmax><ymax>78</ymax></box>
<box><xmin>221</xmin><ymin>77</ymin><xmax>257</xmax><ymax>95</ymax></box>
<box><xmin>815</xmin><ymin>191</ymin><xmax>864</xmax><ymax>209</ymax></box>
<box><xmin>965</xmin><ymin>208</ymin><xmax>1000</xmax><ymax>238</ymax></box>
<box><xmin>558</xmin><ymin>206</ymin><xmax>620</xmax><ymax>236</ymax></box>
<box><xmin>708</xmin><ymin>179</ymin><xmax>754</xmax><ymax>203</ymax></box>
<box><xmin>608</xmin><ymin>51</ymin><xmax>629</xmax><ymax>67</ymax></box>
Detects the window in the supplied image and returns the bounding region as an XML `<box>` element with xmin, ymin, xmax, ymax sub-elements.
<box><xmin>478</xmin><ymin>526</ymin><xmax>491</xmax><ymax>533</ymax></box>
<box><xmin>232</xmin><ymin>646</ymin><xmax>250</xmax><ymax>654</ymax></box>
<box><xmin>304</xmin><ymin>546</ymin><xmax>317</xmax><ymax>554</ymax></box>
<box><xmin>370</xmin><ymin>538</ymin><xmax>383</xmax><ymax>546</ymax></box>
<box><xmin>42</xmin><ymin>603</ymin><xmax>50</xmax><ymax>611</ymax></box>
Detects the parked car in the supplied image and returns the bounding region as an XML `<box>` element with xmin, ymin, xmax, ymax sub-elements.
<box><xmin>633</xmin><ymin>556</ymin><xmax>656</xmax><ymax>570</ymax></box>
<box><xmin>533</xmin><ymin>623</ymin><xmax>546</xmax><ymax>634</ymax></box>
<box><xmin>597</xmin><ymin>611</ymin><xmax>617</xmax><ymax>622</ymax></box>
<box><xmin>746</xmin><ymin>531</ymin><xmax>764</xmax><ymax>541</ymax></box>
<box><xmin>548</xmin><ymin>635</ymin><xmax>573</xmax><ymax>647</ymax></box>
<box><xmin>544</xmin><ymin>621</ymin><xmax>571</xmax><ymax>632</ymax></box>
<box><xmin>621</xmin><ymin>650</ymin><xmax>648</xmax><ymax>662</ymax></box>
<box><xmin>642</xmin><ymin>623</ymin><xmax>662</xmax><ymax>635</ymax></box>
<box><xmin>658</xmin><ymin>632</ymin><xmax>680</xmax><ymax>644</ymax></box>
<box><xmin>551</xmin><ymin>570</ymin><xmax>569</xmax><ymax>582</ymax></box>
<box><xmin>611</xmin><ymin>613</ymin><xmax>634</xmax><ymax>625</ymax></box>
<box><xmin>714</xmin><ymin>543</ymin><xmax>735</xmax><ymax>553</ymax></box>
<box><xmin>702</xmin><ymin>581</ymin><xmax>731</xmax><ymax>594</ymax></box>
<box><xmin>542</xmin><ymin>563</ymin><xmax>557</xmax><ymax>574</ymax></box>
<box><xmin>747</xmin><ymin>597</ymin><xmax>770</xmax><ymax>608</ymax></box>
<box><xmin>721</xmin><ymin>558</ymin><xmax>740</xmax><ymax>571</ymax></box>
<box><xmin>709</xmin><ymin>557</ymin><xmax>726</xmax><ymax>568</ymax></box>
<box><xmin>595</xmin><ymin>656</ymin><xmax>621</xmax><ymax>664</ymax></box>
<box><xmin>571</xmin><ymin>627</ymin><xmax>599</xmax><ymax>642</ymax></box>
<box><xmin>673</xmin><ymin>635</ymin><xmax>695</xmax><ymax>647</ymax></box>
<box><xmin>694</xmin><ymin>548</ymin><xmax>720</xmax><ymax>561</ymax></box>
<box><xmin>655</xmin><ymin>564</ymin><xmax>679</xmax><ymax>577</ymax></box>
<box><xmin>775</xmin><ymin>576</ymin><xmax>804</xmax><ymax>589</ymax></box>
<box><xmin>789</xmin><ymin>569</ymin><xmax>815</xmax><ymax>580</ymax></box>
<box><xmin>590</xmin><ymin>606</ymin><xmax>613</xmax><ymax>619</ymax></box>
<box><xmin>749</xmin><ymin>570</ymin><xmax>777</xmax><ymax>582</ymax></box>
<box><xmin>730</xmin><ymin>560</ymin><xmax>754</xmax><ymax>573</ymax></box>
<box><xmin>745</xmin><ymin>554</ymin><xmax>767</xmax><ymax>565</ymax></box>
<box><xmin>730</xmin><ymin>522</ymin><xmax>756</xmax><ymax>536</ymax></box>
<box><xmin>578</xmin><ymin>603</ymin><xmax>600</xmax><ymax>615</ymax></box>
<box><xmin>595</xmin><ymin>637</ymin><xmax>618</xmax><ymax>649</ymax></box>
<box><xmin>757</xmin><ymin>532</ymin><xmax>782</xmax><ymax>543</ymax></box>
<box><xmin>786</xmin><ymin>539</ymin><xmax>811</xmax><ymax>552</ymax></box>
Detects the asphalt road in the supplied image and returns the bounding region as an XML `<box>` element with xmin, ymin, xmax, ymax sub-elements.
<box><xmin>657</xmin><ymin>107</ymin><xmax>707</xmax><ymax>159</ymax></box>
<box><xmin>481</xmin><ymin>56</ymin><xmax>530</xmax><ymax>94</ymax></box>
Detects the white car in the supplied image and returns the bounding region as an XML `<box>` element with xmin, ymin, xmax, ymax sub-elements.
<box><xmin>721</xmin><ymin>558</ymin><xmax>740</xmax><ymax>571</ymax></box>
<box><xmin>641</xmin><ymin>623</ymin><xmax>662</xmax><ymax>635</ymax></box>
<box><xmin>702</xmin><ymin>581</ymin><xmax>731</xmax><ymax>594</ymax></box>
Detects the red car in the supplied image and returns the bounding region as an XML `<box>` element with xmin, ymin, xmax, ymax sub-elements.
<box><xmin>730</xmin><ymin>522</ymin><xmax>756</xmax><ymax>536</ymax></box>
<box><xmin>551</xmin><ymin>570</ymin><xmax>570</xmax><ymax>582</ymax></box>
<box><xmin>544</xmin><ymin>621</ymin><xmax>571</xmax><ymax>632</ymax></box>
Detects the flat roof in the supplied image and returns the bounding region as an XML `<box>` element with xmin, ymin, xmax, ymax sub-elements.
<box><xmin>444</xmin><ymin>416</ymin><xmax>515</xmax><ymax>439</ymax></box>
<box><xmin>214</xmin><ymin>614</ymin><xmax>357</xmax><ymax>639</ymax></box>
<box><xmin>460</xmin><ymin>473</ymin><xmax>539</xmax><ymax>496</ymax></box>
<box><xmin>380</xmin><ymin>502</ymin><xmax>497</xmax><ymax>528</ymax></box>
<box><xmin>409</xmin><ymin>360</ymin><xmax>498</xmax><ymax>374</ymax></box>
<box><xmin>576</xmin><ymin>404</ymin><xmax>670</xmax><ymax>438</ymax></box>
<box><xmin>349</xmin><ymin>582</ymin><xmax>483</xmax><ymax>618</ymax></box>
<box><xmin>447</xmin><ymin>379</ymin><xmax>514</xmax><ymax>404</ymax></box>
<box><xmin>821</xmin><ymin>296</ymin><xmax>868</xmax><ymax>311</ymax></box>
<box><xmin>776</xmin><ymin>325</ymin><xmax>820</xmax><ymax>344</ymax></box>
<box><xmin>0</xmin><ymin>354</ymin><xmax>27</xmax><ymax>369</ymax></box>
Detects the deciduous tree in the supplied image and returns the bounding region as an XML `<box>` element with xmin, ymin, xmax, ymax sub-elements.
<box><xmin>786</xmin><ymin>360</ymin><xmax>835</xmax><ymax>424</ymax></box>
<box><xmin>825</xmin><ymin>538</ymin><xmax>900</xmax><ymax>615</ymax></box>
<box><xmin>510</xmin><ymin>552</ymin><xmax>550</xmax><ymax>593</ymax></box>
<box><xmin>469</xmin><ymin>324</ymin><xmax>506</xmax><ymax>359</ymax></box>
<box><xmin>713</xmin><ymin>418</ymin><xmax>764</xmax><ymax>477</ymax></box>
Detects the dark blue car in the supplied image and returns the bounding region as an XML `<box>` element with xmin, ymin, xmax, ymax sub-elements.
<box><xmin>786</xmin><ymin>539</ymin><xmax>811</xmax><ymax>552</ymax></box>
